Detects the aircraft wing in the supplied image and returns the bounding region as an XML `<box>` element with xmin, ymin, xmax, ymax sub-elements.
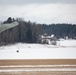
<box><xmin>0</xmin><ymin>22</ymin><xmax>19</xmax><ymax>33</ymax></box>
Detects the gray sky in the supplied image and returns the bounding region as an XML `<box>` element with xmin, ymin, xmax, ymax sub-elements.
<box><xmin>0</xmin><ymin>0</ymin><xmax>76</xmax><ymax>24</ymax></box>
<box><xmin>0</xmin><ymin>0</ymin><xmax>76</xmax><ymax>5</ymax></box>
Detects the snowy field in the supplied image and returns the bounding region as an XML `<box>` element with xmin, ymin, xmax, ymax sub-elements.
<box><xmin>0</xmin><ymin>39</ymin><xmax>76</xmax><ymax>59</ymax></box>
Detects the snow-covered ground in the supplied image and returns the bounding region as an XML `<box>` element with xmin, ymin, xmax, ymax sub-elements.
<box><xmin>57</xmin><ymin>39</ymin><xmax>76</xmax><ymax>47</ymax></box>
<box><xmin>0</xmin><ymin>39</ymin><xmax>76</xmax><ymax>59</ymax></box>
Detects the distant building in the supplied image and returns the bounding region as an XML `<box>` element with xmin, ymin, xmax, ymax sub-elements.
<box><xmin>39</xmin><ymin>33</ymin><xmax>57</xmax><ymax>45</ymax></box>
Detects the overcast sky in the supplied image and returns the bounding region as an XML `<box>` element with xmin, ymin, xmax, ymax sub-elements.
<box><xmin>0</xmin><ymin>0</ymin><xmax>76</xmax><ymax>24</ymax></box>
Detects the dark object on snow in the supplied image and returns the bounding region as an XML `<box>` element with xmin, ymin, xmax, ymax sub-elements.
<box><xmin>17</xmin><ymin>50</ymin><xmax>19</xmax><ymax>53</ymax></box>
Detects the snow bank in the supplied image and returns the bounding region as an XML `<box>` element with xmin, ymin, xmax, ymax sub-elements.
<box><xmin>0</xmin><ymin>68</ymin><xmax>76</xmax><ymax>72</ymax></box>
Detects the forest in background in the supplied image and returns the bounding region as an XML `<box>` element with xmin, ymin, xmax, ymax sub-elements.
<box><xmin>0</xmin><ymin>17</ymin><xmax>76</xmax><ymax>46</ymax></box>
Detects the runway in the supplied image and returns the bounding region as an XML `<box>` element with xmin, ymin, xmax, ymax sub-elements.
<box><xmin>0</xmin><ymin>59</ymin><xmax>76</xmax><ymax>75</ymax></box>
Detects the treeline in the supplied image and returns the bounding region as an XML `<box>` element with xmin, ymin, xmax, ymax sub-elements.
<box><xmin>0</xmin><ymin>18</ymin><xmax>39</xmax><ymax>45</ymax></box>
<box><xmin>40</xmin><ymin>23</ymin><xmax>76</xmax><ymax>39</ymax></box>
<box><xmin>0</xmin><ymin>17</ymin><xmax>76</xmax><ymax>45</ymax></box>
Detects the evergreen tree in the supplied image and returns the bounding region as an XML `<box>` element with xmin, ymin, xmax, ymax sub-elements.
<box><xmin>7</xmin><ymin>17</ymin><xmax>12</xmax><ymax>23</ymax></box>
<box><xmin>26</xmin><ymin>29</ymin><xmax>33</xmax><ymax>43</ymax></box>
